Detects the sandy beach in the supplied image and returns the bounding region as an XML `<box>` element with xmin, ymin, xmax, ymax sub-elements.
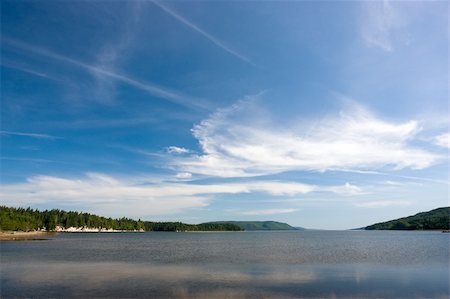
<box><xmin>0</xmin><ymin>231</ymin><xmax>56</xmax><ymax>241</ymax></box>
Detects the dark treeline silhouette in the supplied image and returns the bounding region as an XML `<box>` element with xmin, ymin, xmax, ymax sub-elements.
<box><xmin>205</xmin><ymin>221</ymin><xmax>299</xmax><ymax>230</ymax></box>
<box><xmin>0</xmin><ymin>206</ymin><xmax>241</xmax><ymax>232</ymax></box>
<box><xmin>144</xmin><ymin>221</ymin><xmax>241</xmax><ymax>232</ymax></box>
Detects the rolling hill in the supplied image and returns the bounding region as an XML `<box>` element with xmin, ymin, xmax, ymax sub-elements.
<box><xmin>365</xmin><ymin>207</ymin><xmax>450</xmax><ymax>230</ymax></box>
<box><xmin>204</xmin><ymin>221</ymin><xmax>300</xmax><ymax>231</ymax></box>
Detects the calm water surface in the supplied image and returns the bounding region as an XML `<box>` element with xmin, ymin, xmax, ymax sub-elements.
<box><xmin>1</xmin><ymin>230</ymin><xmax>449</xmax><ymax>298</ymax></box>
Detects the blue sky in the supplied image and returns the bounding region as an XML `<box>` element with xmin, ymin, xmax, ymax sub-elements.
<box><xmin>1</xmin><ymin>0</ymin><xmax>448</xmax><ymax>229</ymax></box>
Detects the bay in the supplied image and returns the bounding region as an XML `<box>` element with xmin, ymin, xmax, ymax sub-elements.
<box><xmin>1</xmin><ymin>230</ymin><xmax>448</xmax><ymax>298</ymax></box>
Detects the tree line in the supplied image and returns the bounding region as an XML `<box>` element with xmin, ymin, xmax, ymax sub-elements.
<box><xmin>0</xmin><ymin>206</ymin><xmax>241</xmax><ymax>232</ymax></box>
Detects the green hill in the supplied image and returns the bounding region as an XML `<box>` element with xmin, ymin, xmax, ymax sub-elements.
<box><xmin>204</xmin><ymin>221</ymin><xmax>298</xmax><ymax>231</ymax></box>
<box><xmin>365</xmin><ymin>207</ymin><xmax>450</xmax><ymax>230</ymax></box>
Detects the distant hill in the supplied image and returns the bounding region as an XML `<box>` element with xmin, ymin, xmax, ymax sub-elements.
<box><xmin>204</xmin><ymin>221</ymin><xmax>298</xmax><ymax>231</ymax></box>
<box><xmin>365</xmin><ymin>207</ymin><xmax>450</xmax><ymax>230</ymax></box>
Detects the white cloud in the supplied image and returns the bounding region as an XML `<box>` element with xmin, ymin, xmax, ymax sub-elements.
<box><xmin>0</xmin><ymin>173</ymin><xmax>361</xmax><ymax>218</ymax></box>
<box><xmin>171</xmin><ymin>100</ymin><xmax>439</xmax><ymax>177</ymax></box>
<box><xmin>175</xmin><ymin>172</ymin><xmax>192</xmax><ymax>179</ymax></box>
<box><xmin>239</xmin><ymin>208</ymin><xmax>299</xmax><ymax>216</ymax></box>
<box><xmin>167</xmin><ymin>146</ymin><xmax>190</xmax><ymax>154</ymax></box>
<box><xmin>354</xmin><ymin>200</ymin><xmax>411</xmax><ymax>208</ymax></box>
<box><xmin>433</xmin><ymin>133</ymin><xmax>450</xmax><ymax>149</ymax></box>
<box><xmin>0</xmin><ymin>173</ymin><xmax>208</xmax><ymax>217</ymax></box>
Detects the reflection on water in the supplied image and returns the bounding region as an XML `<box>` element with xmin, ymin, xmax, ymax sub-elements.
<box><xmin>2</xmin><ymin>262</ymin><xmax>448</xmax><ymax>298</ymax></box>
<box><xmin>1</xmin><ymin>231</ymin><xmax>449</xmax><ymax>298</ymax></box>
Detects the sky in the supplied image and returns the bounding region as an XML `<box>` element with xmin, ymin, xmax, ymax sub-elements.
<box><xmin>0</xmin><ymin>0</ymin><xmax>448</xmax><ymax>229</ymax></box>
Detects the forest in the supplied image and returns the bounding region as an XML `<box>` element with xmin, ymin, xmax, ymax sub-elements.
<box><xmin>365</xmin><ymin>207</ymin><xmax>449</xmax><ymax>230</ymax></box>
<box><xmin>0</xmin><ymin>206</ymin><xmax>241</xmax><ymax>232</ymax></box>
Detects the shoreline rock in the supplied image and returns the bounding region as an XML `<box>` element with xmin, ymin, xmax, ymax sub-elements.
<box><xmin>54</xmin><ymin>226</ymin><xmax>145</xmax><ymax>233</ymax></box>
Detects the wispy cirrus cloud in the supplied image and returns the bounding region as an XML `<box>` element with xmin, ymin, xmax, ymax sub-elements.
<box><xmin>152</xmin><ymin>0</ymin><xmax>252</xmax><ymax>65</ymax></box>
<box><xmin>433</xmin><ymin>133</ymin><xmax>450</xmax><ymax>149</ymax></box>
<box><xmin>2</xmin><ymin>38</ymin><xmax>210</xmax><ymax>112</ymax></box>
<box><xmin>1</xmin><ymin>61</ymin><xmax>62</xmax><ymax>81</ymax></box>
<box><xmin>239</xmin><ymin>208</ymin><xmax>299</xmax><ymax>216</ymax></box>
<box><xmin>360</xmin><ymin>0</ymin><xmax>406</xmax><ymax>52</ymax></box>
<box><xmin>92</xmin><ymin>1</ymin><xmax>143</xmax><ymax>103</ymax></box>
<box><xmin>52</xmin><ymin>118</ymin><xmax>157</xmax><ymax>129</ymax></box>
<box><xmin>329</xmin><ymin>168</ymin><xmax>449</xmax><ymax>185</ymax></box>
<box><xmin>0</xmin><ymin>173</ymin><xmax>362</xmax><ymax>218</ymax></box>
<box><xmin>0</xmin><ymin>130</ymin><xmax>60</xmax><ymax>140</ymax></box>
<box><xmin>170</xmin><ymin>98</ymin><xmax>440</xmax><ymax>177</ymax></box>
<box><xmin>0</xmin><ymin>157</ymin><xmax>69</xmax><ymax>164</ymax></box>
<box><xmin>354</xmin><ymin>200</ymin><xmax>411</xmax><ymax>208</ymax></box>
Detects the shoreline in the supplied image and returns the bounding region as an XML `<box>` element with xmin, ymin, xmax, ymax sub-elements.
<box><xmin>0</xmin><ymin>231</ymin><xmax>56</xmax><ymax>241</ymax></box>
<box><xmin>0</xmin><ymin>228</ymin><xmax>145</xmax><ymax>241</ymax></box>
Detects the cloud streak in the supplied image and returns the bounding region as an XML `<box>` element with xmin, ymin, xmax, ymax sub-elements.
<box><xmin>1</xmin><ymin>61</ymin><xmax>62</xmax><ymax>81</ymax></box>
<box><xmin>175</xmin><ymin>172</ymin><xmax>193</xmax><ymax>179</ymax></box>
<box><xmin>0</xmin><ymin>130</ymin><xmax>60</xmax><ymax>140</ymax></box>
<box><xmin>167</xmin><ymin>146</ymin><xmax>190</xmax><ymax>154</ymax></box>
<box><xmin>92</xmin><ymin>1</ymin><xmax>144</xmax><ymax>103</ymax></box>
<box><xmin>2</xmin><ymin>38</ymin><xmax>210</xmax><ymax>112</ymax></box>
<box><xmin>171</xmin><ymin>99</ymin><xmax>440</xmax><ymax>177</ymax></box>
<box><xmin>0</xmin><ymin>157</ymin><xmax>70</xmax><ymax>164</ymax></box>
<box><xmin>0</xmin><ymin>173</ymin><xmax>362</xmax><ymax>218</ymax></box>
<box><xmin>152</xmin><ymin>1</ymin><xmax>252</xmax><ymax>65</ymax></box>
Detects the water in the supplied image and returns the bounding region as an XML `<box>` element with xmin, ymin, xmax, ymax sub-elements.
<box><xmin>1</xmin><ymin>230</ymin><xmax>449</xmax><ymax>298</ymax></box>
